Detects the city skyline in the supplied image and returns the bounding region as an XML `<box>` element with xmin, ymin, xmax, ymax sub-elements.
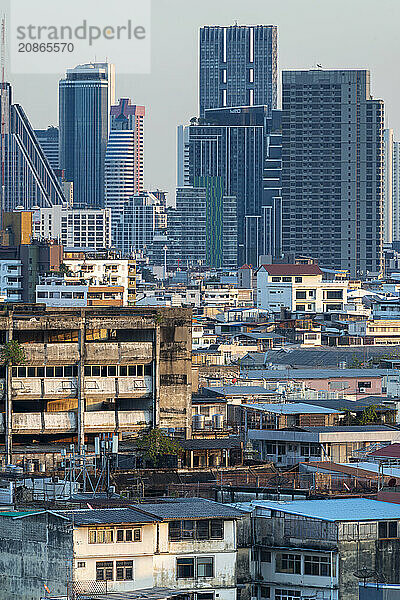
<box><xmin>2</xmin><ymin>0</ymin><xmax>399</xmax><ymax>199</ymax></box>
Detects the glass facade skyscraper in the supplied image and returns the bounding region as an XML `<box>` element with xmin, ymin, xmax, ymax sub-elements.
<box><xmin>105</xmin><ymin>99</ymin><xmax>145</xmax><ymax>244</ymax></box>
<box><xmin>59</xmin><ymin>63</ymin><xmax>115</xmax><ymax>209</ymax></box>
<box><xmin>281</xmin><ymin>70</ymin><xmax>384</xmax><ymax>277</ymax></box>
<box><xmin>180</xmin><ymin>106</ymin><xmax>282</xmax><ymax>266</ymax></box>
<box><xmin>0</xmin><ymin>83</ymin><xmax>65</xmax><ymax>211</ymax></box>
<box><xmin>199</xmin><ymin>25</ymin><xmax>278</xmax><ymax>118</ymax></box>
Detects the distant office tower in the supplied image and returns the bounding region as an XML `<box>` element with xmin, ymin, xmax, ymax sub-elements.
<box><xmin>199</xmin><ymin>25</ymin><xmax>277</xmax><ymax>118</ymax></box>
<box><xmin>393</xmin><ymin>141</ymin><xmax>400</xmax><ymax>242</ymax></box>
<box><xmin>59</xmin><ymin>63</ymin><xmax>115</xmax><ymax>209</ymax></box>
<box><xmin>105</xmin><ymin>99</ymin><xmax>145</xmax><ymax>242</ymax></box>
<box><xmin>30</xmin><ymin>205</ymin><xmax>111</xmax><ymax>251</ymax></box>
<box><xmin>281</xmin><ymin>70</ymin><xmax>384</xmax><ymax>277</ymax></box>
<box><xmin>179</xmin><ymin>106</ymin><xmax>282</xmax><ymax>265</ymax></box>
<box><xmin>115</xmin><ymin>192</ymin><xmax>167</xmax><ymax>255</ymax></box>
<box><xmin>0</xmin><ymin>83</ymin><xmax>65</xmax><ymax>210</ymax></box>
<box><xmin>263</xmin><ymin>111</ymin><xmax>282</xmax><ymax>258</ymax></box>
<box><xmin>169</xmin><ymin>178</ymin><xmax>237</xmax><ymax>269</ymax></box>
<box><xmin>383</xmin><ymin>129</ymin><xmax>394</xmax><ymax>244</ymax></box>
<box><xmin>35</xmin><ymin>127</ymin><xmax>59</xmax><ymax>171</ymax></box>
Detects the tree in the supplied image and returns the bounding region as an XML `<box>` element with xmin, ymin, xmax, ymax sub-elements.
<box><xmin>136</xmin><ymin>428</ymin><xmax>182</xmax><ymax>467</ymax></box>
<box><xmin>358</xmin><ymin>405</ymin><xmax>380</xmax><ymax>425</ymax></box>
<box><xmin>1</xmin><ymin>340</ymin><xmax>25</xmax><ymax>366</ymax></box>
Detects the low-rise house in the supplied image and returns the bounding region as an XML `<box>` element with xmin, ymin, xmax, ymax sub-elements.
<box><xmin>240</xmin><ymin>497</ymin><xmax>400</xmax><ymax>600</ymax></box>
<box><xmin>239</xmin><ymin>402</ymin><xmax>342</xmax><ymax>430</ymax></box>
<box><xmin>256</xmin><ymin>264</ymin><xmax>348</xmax><ymax>314</ymax></box>
<box><xmin>0</xmin><ymin>499</ymin><xmax>245</xmax><ymax>600</ymax></box>
<box><xmin>248</xmin><ymin>425</ymin><xmax>400</xmax><ymax>466</ymax></box>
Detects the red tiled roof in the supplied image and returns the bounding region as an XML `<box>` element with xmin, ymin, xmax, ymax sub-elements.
<box><xmin>239</xmin><ymin>264</ymin><xmax>253</xmax><ymax>270</ymax></box>
<box><xmin>258</xmin><ymin>264</ymin><xmax>322</xmax><ymax>276</ymax></box>
<box><xmin>368</xmin><ymin>443</ymin><xmax>400</xmax><ymax>458</ymax></box>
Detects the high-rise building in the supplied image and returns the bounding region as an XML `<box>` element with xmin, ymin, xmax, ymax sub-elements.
<box><xmin>59</xmin><ymin>63</ymin><xmax>115</xmax><ymax>209</ymax></box>
<box><xmin>169</xmin><ymin>178</ymin><xmax>237</xmax><ymax>269</ymax></box>
<box><xmin>115</xmin><ymin>191</ymin><xmax>167</xmax><ymax>255</ymax></box>
<box><xmin>179</xmin><ymin>106</ymin><xmax>282</xmax><ymax>265</ymax></box>
<box><xmin>393</xmin><ymin>140</ymin><xmax>400</xmax><ymax>242</ymax></box>
<box><xmin>281</xmin><ymin>70</ymin><xmax>384</xmax><ymax>277</ymax></box>
<box><xmin>199</xmin><ymin>25</ymin><xmax>277</xmax><ymax>118</ymax></box>
<box><xmin>383</xmin><ymin>129</ymin><xmax>394</xmax><ymax>244</ymax></box>
<box><xmin>35</xmin><ymin>127</ymin><xmax>59</xmax><ymax>171</ymax></box>
<box><xmin>0</xmin><ymin>83</ymin><xmax>65</xmax><ymax>211</ymax></box>
<box><xmin>105</xmin><ymin>99</ymin><xmax>145</xmax><ymax>242</ymax></box>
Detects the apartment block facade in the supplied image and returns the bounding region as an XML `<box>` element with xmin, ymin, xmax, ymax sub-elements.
<box><xmin>0</xmin><ymin>305</ymin><xmax>192</xmax><ymax>464</ymax></box>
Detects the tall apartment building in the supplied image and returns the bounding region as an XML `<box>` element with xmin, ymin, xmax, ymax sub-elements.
<box><xmin>0</xmin><ymin>305</ymin><xmax>192</xmax><ymax>464</ymax></box>
<box><xmin>383</xmin><ymin>129</ymin><xmax>394</xmax><ymax>244</ymax></box>
<box><xmin>30</xmin><ymin>205</ymin><xmax>111</xmax><ymax>251</ymax></box>
<box><xmin>114</xmin><ymin>191</ymin><xmax>167</xmax><ymax>256</ymax></box>
<box><xmin>180</xmin><ymin>106</ymin><xmax>282</xmax><ymax>265</ymax></box>
<box><xmin>34</xmin><ymin>126</ymin><xmax>59</xmax><ymax>171</ymax></box>
<box><xmin>59</xmin><ymin>63</ymin><xmax>115</xmax><ymax>208</ymax></box>
<box><xmin>0</xmin><ymin>83</ymin><xmax>65</xmax><ymax>210</ymax></box>
<box><xmin>281</xmin><ymin>70</ymin><xmax>384</xmax><ymax>277</ymax></box>
<box><xmin>169</xmin><ymin>179</ymin><xmax>237</xmax><ymax>268</ymax></box>
<box><xmin>199</xmin><ymin>25</ymin><xmax>277</xmax><ymax>117</ymax></box>
<box><xmin>105</xmin><ymin>99</ymin><xmax>145</xmax><ymax>242</ymax></box>
<box><xmin>392</xmin><ymin>140</ymin><xmax>400</xmax><ymax>242</ymax></box>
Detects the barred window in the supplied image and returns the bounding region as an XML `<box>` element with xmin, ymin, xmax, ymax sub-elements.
<box><xmin>169</xmin><ymin>519</ymin><xmax>224</xmax><ymax>541</ymax></box>
<box><xmin>116</xmin><ymin>560</ymin><xmax>133</xmax><ymax>581</ymax></box>
<box><xmin>96</xmin><ymin>561</ymin><xmax>113</xmax><ymax>581</ymax></box>
<box><xmin>89</xmin><ymin>528</ymin><xmax>114</xmax><ymax>544</ymax></box>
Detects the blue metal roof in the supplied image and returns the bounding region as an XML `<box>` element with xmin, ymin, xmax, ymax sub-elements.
<box><xmin>245</xmin><ymin>368</ymin><xmax>394</xmax><ymax>380</ymax></box>
<box><xmin>204</xmin><ymin>386</ymin><xmax>278</xmax><ymax>396</ymax></box>
<box><xmin>242</xmin><ymin>402</ymin><xmax>343</xmax><ymax>415</ymax></box>
<box><xmin>240</xmin><ymin>498</ymin><xmax>400</xmax><ymax>522</ymax></box>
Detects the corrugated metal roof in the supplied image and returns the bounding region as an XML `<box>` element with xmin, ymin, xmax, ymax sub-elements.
<box><xmin>258</xmin><ymin>264</ymin><xmax>323</xmax><ymax>276</ymax></box>
<box><xmin>131</xmin><ymin>498</ymin><xmax>245</xmax><ymax>520</ymax></box>
<box><xmin>204</xmin><ymin>386</ymin><xmax>276</xmax><ymax>395</ymax></box>
<box><xmin>180</xmin><ymin>437</ymin><xmax>242</xmax><ymax>450</ymax></box>
<box><xmin>60</xmin><ymin>507</ymin><xmax>158</xmax><ymax>526</ymax></box>
<box><xmin>236</xmin><ymin>498</ymin><xmax>400</xmax><ymax>522</ymax></box>
<box><xmin>242</xmin><ymin>402</ymin><xmax>343</xmax><ymax>415</ymax></box>
<box><xmin>245</xmin><ymin>368</ymin><xmax>393</xmax><ymax>379</ymax></box>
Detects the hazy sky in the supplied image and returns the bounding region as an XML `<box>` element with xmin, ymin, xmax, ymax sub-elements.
<box><xmin>2</xmin><ymin>0</ymin><xmax>400</xmax><ymax>201</ymax></box>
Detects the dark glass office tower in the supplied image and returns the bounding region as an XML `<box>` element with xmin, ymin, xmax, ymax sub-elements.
<box><xmin>59</xmin><ymin>63</ymin><xmax>115</xmax><ymax>208</ymax></box>
<box><xmin>35</xmin><ymin>127</ymin><xmax>59</xmax><ymax>172</ymax></box>
<box><xmin>281</xmin><ymin>70</ymin><xmax>384</xmax><ymax>277</ymax></box>
<box><xmin>180</xmin><ymin>105</ymin><xmax>282</xmax><ymax>266</ymax></box>
<box><xmin>199</xmin><ymin>25</ymin><xmax>278</xmax><ymax>118</ymax></box>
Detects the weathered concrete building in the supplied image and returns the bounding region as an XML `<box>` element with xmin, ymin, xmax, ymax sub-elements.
<box><xmin>0</xmin><ymin>509</ymin><xmax>72</xmax><ymax>600</ymax></box>
<box><xmin>237</xmin><ymin>498</ymin><xmax>400</xmax><ymax>600</ymax></box>
<box><xmin>0</xmin><ymin>498</ymin><xmax>244</xmax><ymax>600</ymax></box>
<box><xmin>0</xmin><ymin>305</ymin><xmax>192</xmax><ymax>465</ymax></box>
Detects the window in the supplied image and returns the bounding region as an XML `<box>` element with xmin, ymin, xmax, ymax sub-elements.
<box><xmin>275</xmin><ymin>590</ymin><xmax>301</xmax><ymax>600</ymax></box>
<box><xmin>177</xmin><ymin>558</ymin><xmax>195</xmax><ymax>578</ymax></box>
<box><xmin>304</xmin><ymin>555</ymin><xmax>332</xmax><ymax>577</ymax></box>
<box><xmin>89</xmin><ymin>528</ymin><xmax>114</xmax><ymax>544</ymax></box>
<box><xmin>260</xmin><ymin>587</ymin><xmax>270</xmax><ymax>599</ymax></box>
<box><xmin>282</xmin><ymin>277</ymin><xmax>292</xmax><ymax>282</ymax></box>
<box><xmin>260</xmin><ymin>550</ymin><xmax>271</xmax><ymax>563</ymax></box>
<box><xmin>378</xmin><ymin>521</ymin><xmax>398</xmax><ymax>539</ymax></box>
<box><xmin>77</xmin><ymin>561</ymin><xmax>86</xmax><ymax>568</ymax></box>
<box><xmin>296</xmin><ymin>291</ymin><xmax>307</xmax><ymax>299</ymax></box>
<box><xmin>116</xmin><ymin>560</ymin><xmax>133</xmax><ymax>581</ymax></box>
<box><xmin>295</xmin><ymin>277</ymin><xmax>302</xmax><ymax>283</ymax></box>
<box><xmin>116</xmin><ymin>528</ymin><xmax>141</xmax><ymax>542</ymax></box>
<box><xmin>176</xmin><ymin>557</ymin><xmax>214</xmax><ymax>579</ymax></box>
<box><xmin>275</xmin><ymin>553</ymin><xmax>301</xmax><ymax>574</ymax></box>
<box><xmin>197</xmin><ymin>556</ymin><xmax>214</xmax><ymax>577</ymax></box>
<box><xmin>271</xmin><ymin>277</ymin><xmax>281</xmax><ymax>282</ymax></box>
<box><xmin>169</xmin><ymin>519</ymin><xmax>224</xmax><ymax>541</ymax></box>
<box><xmin>96</xmin><ymin>561</ymin><xmax>113</xmax><ymax>581</ymax></box>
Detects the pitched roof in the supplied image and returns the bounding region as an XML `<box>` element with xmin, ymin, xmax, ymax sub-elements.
<box><xmin>130</xmin><ymin>498</ymin><xmax>245</xmax><ymax>520</ymax></box>
<box><xmin>258</xmin><ymin>264</ymin><xmax>322</xmax><ymax>276</ymax></box>
<box><xmin>180</xmin><ymin>437</ymin><xmax>242</xmax><ymax>450</ymax></box>
<box><xmin>61</xmin><ymin>507</ymin><xmax>158</xmax><ymax>526</ymax></box>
